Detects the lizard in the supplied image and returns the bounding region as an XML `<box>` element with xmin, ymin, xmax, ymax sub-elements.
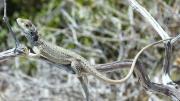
<box><xmin>16</xmin><ymin>18</ymin><xmax>173</xmax><ymax>101</ymax></box>
<box><xmin>16</xmin><ymin>18</ymin><xmax>137</xmax><ymax>83</ymax></box>
<box><xmin>16</xmin><ymin>18</ymin><xmax>136</xmax><ymax>101</ymax></box>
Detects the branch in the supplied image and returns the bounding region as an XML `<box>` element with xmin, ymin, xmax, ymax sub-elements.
<box><xmin>127</xmin><ymin>1</ymin><xmax>180</xmax><ymax>97</ymax></box>
<box><xmin>136</xmin><ymin>61</ymin><xmax>180</xmax><ymax>100</ymax></box>
<box><xmin>127</xmin><ymin>0</ymin><xmax>170</xmax><ymax>40</ymax></box>
<box><xmin>0</xmin><ymin>48</ymin><xmax>131</xmax><ymax>72</ymax></box>
<box><xmin>95</xmin><ymin>60</ymin><xmax>132</xmax><ymax>73</ymax></box>
<box><xmin>3</xmin><ymin>0</ymin><xmax>20</xmax><ymax>48</ymax></box>
<box><xmin>0</xmin><ymin>47</ymin><xmax>26</xmax><ymax>62</ymax></box>
<box><xmin>162</xmin><ymin>34</ymin><xmax>180</xmax><ymax>87</ymax></box>
<box><xmin>0</xmin><ymin>47</ymin><xmax>179</xmax><ymax>100</ymax></box>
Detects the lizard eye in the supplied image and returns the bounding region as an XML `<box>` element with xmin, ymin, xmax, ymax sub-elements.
<box><xmin>25</xmin><ymin>23</ymin><xmax>29</xmax><ymax>28</ymax></box>
<box><xmin>25</xmin><ymin>23</ymin><xmax>32</xmax><ymax>28</ymax></box>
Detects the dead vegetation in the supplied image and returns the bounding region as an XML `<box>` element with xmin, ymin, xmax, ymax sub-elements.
<box><xmin>0</xmin><ymin>0</ymin><xmax>180</xmax><ymax>101</ymax></box>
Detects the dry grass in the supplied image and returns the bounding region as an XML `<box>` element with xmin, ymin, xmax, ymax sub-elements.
<box><xmin>0</xmin><ymin>0</ymin><xmax>179</xmax><ymax>101</ymax></box>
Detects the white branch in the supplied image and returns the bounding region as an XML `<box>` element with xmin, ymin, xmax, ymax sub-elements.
<box><xmin>127</xmin><ymin>0</ymin><xmax>170</xmax><ymax>40</ymax></box>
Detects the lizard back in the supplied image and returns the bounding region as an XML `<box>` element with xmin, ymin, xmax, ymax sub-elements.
<box><xmin>37</xmin><ymin>39</ymin><xmax>89</xmax><ymax>65</ymax></box>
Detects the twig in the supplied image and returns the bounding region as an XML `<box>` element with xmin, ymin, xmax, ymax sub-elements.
<box><xmin>162</xmin><ymin>41</ymin><xmax>173</xmax><ymax>85</ymax></box>
<box><xmin>3</xmin><ymin>0</ymin><xmax>20</xmax><ymax>48</ymax></box>
<box><xmin>120</xmin><ymin>38</ymin><xmax>173</xmax><ymax>83</ymax></box>
<box><xmin>171</xmin><ymin>33</ymin><xmax>180</xmax><ymax>44</ymax></box>
<box><xmin>126</xmin><ymin>1</ymin><xmax>180</xmax><ymax>97</ymax></box>
<box><xmin>127</xmin><ymin>0</ymin><xmax>170</xmax><ymax>40</ymax></box>
<box><xmin>0</xmin><ymin>47</ymin><xmax>26</xmax><ymax>62</ymax></box>
<box><xmin>162</xmin><ymin>34</ymin><xmax>180</xmax><ymax>87</ymax></box>
<box><xmin>95</xmin><ymin>60</ymin><xmax>132</xmax><ymax>73</ymax></box>
<box><xmin>135</xmin><ymin>61</ymin><xmax>180</xmax><ymax>100</ymax></box>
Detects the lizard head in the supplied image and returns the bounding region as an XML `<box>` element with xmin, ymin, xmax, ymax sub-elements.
<box><xmin>16</xmin><ymin>18</ymin><xmax>39</xmax><ymax>46</ymax></box>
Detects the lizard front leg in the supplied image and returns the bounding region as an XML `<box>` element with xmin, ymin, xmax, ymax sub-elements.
<box><xmin>71</xmin><ymin>60</ymin><xmax>90</xmax><ymax>101</ymax></box>
<box><xmin>22</xmin><ymin>46</ymin><xmax>41</xmax><ymax>58</ymax></box>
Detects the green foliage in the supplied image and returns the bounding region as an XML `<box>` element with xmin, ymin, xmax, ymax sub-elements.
<box><xmin>164</xmin><ymin>0</ymin><xmax>173</xmax><ymax>4</ymax></box>
<box><xmin>19</xmin><ymin>57</ymin><xmax>37</xmax><ymax>76</ymax></box>
<box><xmin>66</xmin><ymin>43</ymin><xmax>76</xmax><ymax>49</ymax></box>
<box><xmin>78</xmin><ymin>36</ymin><xmax>93</xmax><ymax>46</ymax></box>
<box><xmin>76</xmin><ymin>0</ymin><xmax>94</xmax><ymax>6</ymax></box>
<box><xmin>56</xmin><ymin>34</ymin><xmax>68</xmax><ymax>45</ymax></box>
<box><xmin>0</xmin><ymin>30</ymin><xmax>7</xmax><ymax>44</ymax></box>
<box><xmin>47</xmin><ymin>16</ymin><xmax>61</xmax><ymax>27</ymax></box>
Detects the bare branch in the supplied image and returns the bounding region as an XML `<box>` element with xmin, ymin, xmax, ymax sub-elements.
<box><xmin>162</xmin><ymin>41</ymin><xmax>173</xmax><ymax>86</ymax></box>
<box><xmin>1</xmin><ymin>47</ymin><xmax>179</xmax><ymax>100</ymax></box>
<box><xmin>127</xmin><ymin>0</ymin><xmax>170</xmax><ymax>40</ymax></box>
<box><xmin>0</xmin><ymin>47</ymin><xmax>26</xmax><ymax>62</ymax></box>
<box><xmin>95</xmin><ymin>60</ymin><xmax>132</xmax><ymax>73</ymax></box>
<box><xmin>162</xmin><ymin>34</ymin><xmax>180</xmax><ymax>87</ymax></box>
<box><xmin>136</xmin><ymin>61</ymin><xmax>180</xmax><ymax>100</ymax></box>
<box><xmin>3</xmin><ymin>0</ymin><xmax>20</xmax><ymax>48</ymax></box>
<box><xmin>0</xmin><ymin>48</ymin><xmax>131</xmax><ymax>72</ymax></box>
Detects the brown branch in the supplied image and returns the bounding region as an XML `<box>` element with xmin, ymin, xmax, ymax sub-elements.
<box><xmin>95</xmin><ymin>60</ymin><xmax>132</xmax><ymax>73</ymax></box>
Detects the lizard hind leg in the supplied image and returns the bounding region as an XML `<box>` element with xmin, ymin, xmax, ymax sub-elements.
<box><xmin>78</xmin><ymin>76</ymin><xmax>90</xmax><ymax>101</ymax></box>
<box><xmin>71</xmin><ymin>60</ymin><xmax>90</xmax><ymax>101</ymax></box>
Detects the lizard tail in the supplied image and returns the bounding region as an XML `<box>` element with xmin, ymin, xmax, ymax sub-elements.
<box><xmin>87</xmin><ymin>38</ymin><xmax>171</xmax><ymax>84</ymax></box>
<box><xmin>88</xmin><ymin>64</ymin><xmax>134</xmax><ymax>84</ymax></box>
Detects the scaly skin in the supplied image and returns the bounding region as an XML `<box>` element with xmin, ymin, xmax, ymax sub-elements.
<box><xmin>16</xmin><ymin>18</ymin><xmax>133</xmax><ymax>84</ymax></box>
<box><xmin>16</xmin><ymin>18</ymin><xmax>134</xmax><ymax>101</ymax></box>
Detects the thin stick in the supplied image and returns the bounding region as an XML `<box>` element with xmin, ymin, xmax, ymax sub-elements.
<box><xmin>171</xmin><ymin>33</ymin><xmax>180</xmax><ymax>44</ymax></box>
<box><xmin>127</xmin><ymin>0</ymin><xmax>170</xmax><ymax>40</ymax></box>
<box><xmin>162</xmin><ymin>41</ymin><xmax>173</xmax><ymax>85</ymax></box>
<box><xmin>118</xmin><ymin>38</ymin><xmax>172</xmax><ymax>83</ymax></box>
<box><xmin>3</xmin><ymin>0</ymin><xmax>20</xmax><ymax>48</ymax></box>
<box><xmin>162</xmin><ymin>34</ymin><xmax>180</xmax><ymax>86</ymax></box>
<box><xmin>135</xmin><ymin>61</ymin><xmax>180</xmax><ymax>100</ymax></box>
<box><xmin>0</xmin><ymin>47</ymin><xmax>27</xmax><ymax>62</ymax></box>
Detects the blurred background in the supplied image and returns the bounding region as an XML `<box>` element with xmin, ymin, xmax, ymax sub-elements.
<box><xmin>0</xmin><ymin>0</ymin><xmax>179</xmax><ymax>101</ymax></box>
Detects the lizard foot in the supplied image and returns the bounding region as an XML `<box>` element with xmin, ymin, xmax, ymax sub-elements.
<box><xmin>14</xmin><ymin>46</ymin><xmax>29</xmax><ymax>55</ymax></box>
